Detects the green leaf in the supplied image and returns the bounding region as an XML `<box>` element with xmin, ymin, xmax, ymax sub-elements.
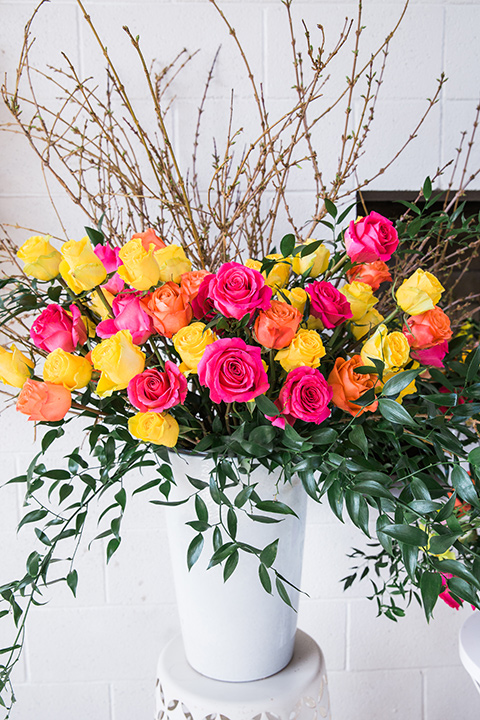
<box><xmin>276</xmin><ymin>577</ymin><xmax>294</xmax><ymax>608</ymax></box>
<box><xmin>422</xmin><ymin>176</ymin><xmax>432</xmax><ymax>201</ymax></box>
<box><xmin>255</xmin><ymin>394</ymin><xmax>280</xmax><ymax>417</ymax></box>
<box><xmin>451</xmin><ymin>465</ymin><xmax>478</xmax><ymax>507</ymax></box>
<box><xmin>106</xmin><ymin>538</ymin><xmax>120</xmax><ymax>563</ymax></box>
<box><xmin>132</xmin><ymin>478</ymin><xmax>161</xmax><ymax>495</ymax></box>
<box><xmin>187</xmin><ymin>534</ymin><xmax>204</xmax><ymax>570</ymax></box>
<box><xmin>468</xmin><ymin>447</ymin><xmax>480</xmax><ymax>467</ymax></box>
<box><xmin>195</xmin><ymin>494</ymin><xmax>208</xmax><ymax>523</ymax></box>
<box><xmin>258</xmin><ymin>563</ymin><xmax>272</xmax><ymax>594</ymax></box>
<box><xmin>85</xmin><ymin>226</ymin><xmax>104</xmax><ymax>246</ymax></box>
<box><xmin>354</xmin><ymin>480</ymin><xmax>393</xmax><ymax>500</ymax></box>
<box><xmin>420</xmin><ymin>571</ymin><xmax>441</xmax><ymax>620</ymax></box>
<box><xmin>260</xmin><ymin>539</ymin><xmax>279</xmax><ymax>568</ymax></box>
<box><xmin>447</xmin><ymin>577</ymin><xmax>479</xmax><ymax>607</ymax></box>
<box><xmin>207</xmin><ymin>542</ymin><xmax>238</xmax><ymax>568</ymax></box>
<box><xmin>324</xmin><ymin>198</ymin><xmax>337</xmax><ymax>218</ymax></box>
<box><xmin>376</xmin><ymin>515</ymin><xmax>393</xmax><ymax>554</ymax></box>
<box><xmin>255</xmin><ymin>500</ymin><xmax>298</xmax><ymax>517</ymax></box>
<box><xmin>310</xmin><ymin>428</ymin><xmax>338</xmax><ymax>445</ymax></box>
<box><xmin>223</xmin><ymin>550</ymin><xmax>239</xmax><ymax>582</ymax></box>
<box><xmin>436</xmin><ymin>492</ymin><xmax>457</xmax><ymax>522</ymax></box>
<box><xmin>378</xmin><ymin>398</ymin><xmax>418</xmax><ymax>427</ymax></box>
<box><xmin>17</xmin><ymin>509</ymin><xmax>48</xmax><ymax>531</ymax></box>
<box><xmin>466</xmin><ymin>345</ymin><xmax>480</xmax><ymax>383</ymax></box>
<box><xmin>349</xmin><ymin>425</ymin><xmax>368</xmax><ymax>457</ymax></box>
<box><xmin>346</xmin><ymin>490</ymin><xmax>369</xmax><ymax>535</ymax></box>
<box><xmin>249</xmin><ymin>426</ymin><xmax>276</xmax><ymax>447</ymax></box>
<box><xmin>428</xmin><ymin>533</ymin><xmax>460</xmax><ymax>555</ymax></box>
<box><xmin>114</xmin><ymin>488</ymin><xmax>127</xmax><ymax>512</ymax></box>
<box><xmin>67</xmin><ymin>570</ymin><xmax>78</xmax><ymax>598</ymax></box>
<box><xmin>381</xmin><ymin>369</ymin><xmax>421</xmax><ymax>398</ymax></box>
<box><xmin>380</xmin><ymin>524</ymin><xmax>428</xmax><ymax>546</ymax></box>
<box><xmin>401</xmin><ymin>543</ymin><xmax>418</xmax><ymax>581</ymax></box>
<box><xmin>227</xmin><ymin>508</ymin><xmax>237</xmax><ymax>539</ymax></box>
<box><xmin>234</xmin><ymin>485</ymin><xmax>256</xmax><ymax>508</ymax></box>
<box><xmin>280</xmin><ymin>233</ymin><xmax>296</xmax><ymax>257</ymax></box>
<box><xmin>433</xmin><ymin>559</ymin><xmax>480</xmax><ymax>590</ymax></box>
<box><xmin>41</xmin><ymin>428</ymin><xmax>64</xmax><ymax>453</ymax></box>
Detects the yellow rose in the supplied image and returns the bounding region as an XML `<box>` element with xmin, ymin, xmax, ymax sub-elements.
<box><xmin>128</xmin><ymin>411</ymin><xmax>179</xmax><ymax>447</ymax></box>
<box><xmin>360</xmin><ymin>324</ymin><xmax>410</xmax><ymax>372</ymax></box>
<box><xmin>307</xmin><ymin>316</ymin><xmax>324</xmax><ymax>331</ymax></box>
<box><xmin>396</xmin><ymin>269</ymin><xmax>444</xmax><ymax>316</ymax></box>
<box><xmin>173</xmin><ymin>322</ymin><xmax>216</xmax><ymax>374</ymax></box>
<box><xmin>59</xmin><ymin>237</ymin><xmax>107</xmax><ymax>294</ymax></box>
<box><xmin>17</xmin><ymin>235</ymin><xmax>62</xmax><ymax>281</ymax></box>
<box><xmin>280</xmin><ymin>287</ymin><xmax>307</xmax><ymax>313</ymax></box>
<box><xmin>291</xmin><ymin>239</ymin><xmax>330</xmax><ymax>278</ymax></box>
<box><xmin>154</xmin><ymin>244</ymin><xmax>192</xmax><ymax>283</ymax></box>
<box><xmin>263</xmin><ymin>254</ymin><xmax>291</xmax><ymax>289</ymax></box>
<box><xmin>0</xmin><ymin>345</ymin><xmax>34</xmax><ymax>388</ymax></box>
<box><xmin>91</xmin><ymin>330</ymin><xmax>145</xmax><ymax>397</ymax></box>
<box><xmin>340</xmin><ymin>281</ymin><xmax>378</xmax><ymax>321</ymax></box>
<box><xmin>275</xmin><ymin>329</ymin><xmax>326</xmax><ymax>371</ymax></box>
<box><xmin>117</xmin><ymin>238</ymin><xmax>160</xmax><ymax>291</ymax></box>
<box><xmin>245</xmin><ymin>259</ymin><xmax>262</xmax><ymax>272</ymax></box>
<box><xmin>90</xmin><ymin>288</ymin><xmax>115</xmax><ymax>321</ymax></box>
<box><xmin>43</xmin><ymin>348</ymin><xmax>92</xmax><ymax>390</ymax></box>
<box><xmin>351</xmin><ymin>308</ymin><xmax>384</xmax><ymax>340</ymax></box>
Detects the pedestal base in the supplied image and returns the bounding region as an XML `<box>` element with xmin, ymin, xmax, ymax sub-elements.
<box><xmin>155</xmin><ymin>629</ymin><xmax>331</xmax><ymax>720</ymax></box>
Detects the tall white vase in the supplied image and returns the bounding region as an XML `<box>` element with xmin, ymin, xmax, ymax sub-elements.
<box><xmin>165</xmin><ymin>453</ymin><xmax>308</xmax><ymax>682</ymax></box>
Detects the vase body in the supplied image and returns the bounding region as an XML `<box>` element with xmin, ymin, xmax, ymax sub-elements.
<box><xmin>165</xmin><ymin>453</ymin><xmax>308</xmax><ymax>682</ymax></box>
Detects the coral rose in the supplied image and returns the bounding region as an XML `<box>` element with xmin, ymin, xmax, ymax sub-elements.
<box><xmin>127</xmin><ymin>362</ymin><xmax>187</xmax><ymax>413</ymax></box>
<box><xmin>131</xmin><ymin>228</ymin><xmax>166</xmax><ymax>252</ymax></box>
<box><xmin>0</xmin><ymin>345</ymin><xmax>34</xmax><ymax>388</ymax></box>
<box><xmin>17</xmin><ymin>235</ymin><xmax>62</xmax><ymax>281</ymax></box>
<box><xmin>291</xmin><ymin>240</ymin><xmax>330</xmax><ymax>278</ymax></box>
<box><xmin>154</xmin><ymin>244</ymin><xmax>192</xmax><ymax>283</ymax></box>
<box><xmin>97</xmin><ymin>292</ymin><xmax>154</xmax><ymax>345</ymax></box>
<box><xmin>43</xmin><ymin>348</ymin><xmax>92</xmax><ymax>390</ymax></box>
<box><xmin>340</xmin><ymin>281</ymin><xmax>378</xmax><ymax>321</ymax></box>
<box><xmin>31</xmin><ymin>304</ymin><xmax>87</xmax><ymax>353</ymax></box>
<box><xmin>346</xmin><ymin>261</ymin><xmax>392</xmax><ymax>291</ymax></box>
<box><xmin>275</xmin><ymin>329</ymin><xmax>326</xmax><ymax>372</ymax></box>
<box><xmin>328</xmin><ymin>355</ymin><xmax>379</xmax><ymax>416</ymax></box>
<box><xmin>173</xmin><ymin>322</ymin><xmax>216</xmax><ymax>374</ymax></box>
<box><xmin>128</xmin><ymin>411</ymin><xmax>179</xmax><ymax>447</ymax></box>
<box><xmin>142</xmin><ymin>282</ymin><xmax>193</xmax><ymax>338</ymax></box>
<box><xmin>16</xmin><ymin>379</ymin><xmax>71</xmax><ymax>421</ymax></box>
<box><xmin>118</xmin><ymin>238</ymin><xmax>160</xmax><ymax>291</ymax></box>
<box><xmin>396</xmin><ymin>269</ymin><xmax>444</xmax><ymax>316</ymax></box>
<box><xmin>411</xmin><ymin>340</ymin><xmax>448</xmax><ymax>368</ymax></box>
<box><xmin>210</xmin><ymin>262</ymin><xmax>272</xmax><ymax>320</ymax></box>
<box><xmin>197</xmin><ymin>338</ymin><xmax>269</xmax><ymax>404</ymax></box>
<box><xmin>344</xmin><ymin>212</ymin><xmax>398</xmax><ymax>263</ymax></box>
<box><xmin>404</xmin><ymin>306</ymin><xmax>452</xmax><ymax>350</ymax></box>
<box><xmin>277</xmin><ymin>366</ymin><xmax>332</xmax><ymax>425</ymax></box>
<box><xmin>254</xmin><ymin>300</ymin><xmax>302</xmax><ymax>349</ymax></box>
<box><xmin>91</xmin><ymin>330</ymin><xmax>145</xmax><ymax>397</ymax></box>
<box><xmin>59</xmin><ymin>237</ymin><xmax>107</xmax><ymax>293</ymax></box>
<box><xmin>306</xmin><ymin>280</ymin><xmax>352</xmax><ymax>329</ymax></box>
<box><xmin>180</xmin><ymin>270</ymin><xmax>210</xmax><ymax>303</ymax></box>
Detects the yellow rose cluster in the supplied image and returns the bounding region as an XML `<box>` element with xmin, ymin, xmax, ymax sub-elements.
<box><xmin>118</xmin><ymin>239</ymin><xmax>191</xmax><ymax>291</ymax></box>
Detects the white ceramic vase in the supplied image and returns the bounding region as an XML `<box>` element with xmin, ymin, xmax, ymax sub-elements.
<box><xmin>165</xmin><ymin>453</ymin><xmax>308</xmax><ymax>682</ymax></box>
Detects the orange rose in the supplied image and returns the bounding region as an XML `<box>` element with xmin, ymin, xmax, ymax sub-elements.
<box><xmin>16</xmin><ymin>379</ymin><xmax>71</xmax><ymax>421</ymax></box>
<box><xmin>131</xmin><ymin>228</ymin><xmax>166</xmax><ymax>252</ymax></box>
<box><xmin>404</xmin><ymin>306</ymin><xmax>452</xmax><ymax>349</ymax></box>
<box><xmin>180</xmin><ymin>270</ymin><xmax>210</xmax><ymax>303</ymax></box>
<box><xmin>327</xmin><ymin>355</ymin><xmax>378</xmax><ymax>416</ymax></box>
<box><xmin>142</xmin><ymin>282</ymin><xmax>193</xmax><ymax>338</ymax></box>
<box><xmin>346</xmin><ymin>261</ymin><xmax>392</xmax><ymax>291</ymax></box>
<box><xmin>254</xmin><ymin>300</ymin><xmax>302</xmax><ymax>349</ymax></box>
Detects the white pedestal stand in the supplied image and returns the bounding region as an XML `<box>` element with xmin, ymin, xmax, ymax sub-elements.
<box><xmin>155</xmin><ymin>629</ymin><xmax>331</xmax><ymax>720</ymax></box>
<box><xmin>459</xmin><ymin>612</ymin><xmax>480</xmax><ymax>696</ymax></box>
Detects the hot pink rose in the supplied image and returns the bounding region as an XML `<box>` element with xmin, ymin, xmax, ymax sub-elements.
<box><xmin>344</xmin><ymin>212</ymin><xmax>399</xmax><ymax>263</ymax></box>
<box><xmin>30</xmin><ymin>304</ymin><xmax>87</xmax><ymax>353</ymax></box>
<box><xmin>192</xmin><ymin>273</ymin><xmax>216</xmax><ymax>321</ymax></box>
<box><xmin>411</xmin><ymin>341</ymin><xmax>449</xmax><ymax>368</ymax></box>
<box><xmin>127</xmin><ymin>362</ymin><xmax>187</xmax><ymax>412</ymax></box>
<box><xmin>96</xmin><ymin>292</ymin><xmax>154</xmax><ymax>345</ymax></box>
<box><xmin>197</xmin><ymin>338</ymin><xmax>269</xmax><ymax>403</ymax></box>
<box><xmin>276</xmin><ymin>366</ymin><xmax>332</xmax><ymax>425</ymax></box>
<box><xmin>103</xmin><ymin>272</ymin><xmax>125</xmax><ymax>295</ymax></box>
<box><xmin>94</xmin><ymin>244</ymin><xmax>122</xmax><ymax>273</ymax></box>
<box><xmin>209</xmin><ymin>262</ymin><xmax>272</xmax><ymax>320</ymax></box>
<box><xmin>306</xmin><ymin>281</ymin><xmax>352</xmax><ymax>328</ymax></box>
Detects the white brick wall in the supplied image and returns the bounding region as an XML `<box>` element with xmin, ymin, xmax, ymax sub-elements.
<box><xmin>1</xmin><ymin>1</ymin><xmax>480</xmax><ymax>718</ymax></box>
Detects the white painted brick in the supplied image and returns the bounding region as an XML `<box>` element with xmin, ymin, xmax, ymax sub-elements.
<box><xmin>328</xmin><ymin>667</ymin><xmax>423</xmax><ymax>720</ymax></box>
<box><xmin>298</xmin><ymin>598</ymin><xmax>347</xmax><ymax>671</ymax></box>
<box><xmin>445</xmin><ymin>5</ymin><xmax>480</xmax><ymax>99</ymax></box>
<box><xmin>425</xmin><ymin>665</ymin><xmax>480</xmax><ymax>720</ymax></box>
<box><xmin>111</xmin><ymin>679</ymin><xmax>156</xmax><ymax>720</ymax></box>
<box><xmin>10</xmin><ymin>681</ymin><xmax>111</xmax><ymax>720</ymax></box>
<box><xmin>349</xmin><ymin>598</ymin><xmax>476</xmax><ymax>671</ymax></box>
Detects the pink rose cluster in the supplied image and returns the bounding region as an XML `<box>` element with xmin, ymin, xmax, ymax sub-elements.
<box><xmin>344</xmin><ymin>211</ymin><xmax>398</xmax><ymax>263</ymax></box>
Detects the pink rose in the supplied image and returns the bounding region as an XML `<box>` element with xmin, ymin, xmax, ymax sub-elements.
<box><xmin>30</xmin><ymin>304</ymin><xmax>87</xmax><ymax>353</ymax></box>
<box><xmin>411</xmin><ymin>341</ymin><xmax>448</xmax><ymax>368</ymax></box>
<box><xmin>306</xmin><ymin>281</ymin><xmax>352</xmax><ymax>328</ymax></box>
<box><xmin>197</xmin><ymin>338</ymin><xmax>269</xmax><ymax>403</ymax></box>
<box><xmin>96</xmin><ymin>292</ymin><xmax>154</xmax><ymax>345</ymax></box>
<box><xmin>103</xmin><ymin>272</ymin><xmax>125</xmax><ymax>295</ymax></box>
<box><xmin>127</xmin><ymin>361</ymin><xmax>187</xmax><ymax>412</ymax></box>
<box><xmin>344</xmin><ymin>212</ymin><xmax>399</xmax><ymax>263</ymax></box>
<box><xmin>209</xmin><ymin>262</ymin><xmax>272</xmax><ymax>320</ymax></box>
<box><xmin>192</xmin><ymin>273</ymin><xmax>216</xmax><ymax>321</ymax></box>
<box><xmin>276</xmin><ymin>366</ymin><xmax>332</xmax><ymax>425</ymax></box>
<box><xmin>94</xmin><ymin>244</ymin><xmax>122</xmax><ymax>273</ymax></box>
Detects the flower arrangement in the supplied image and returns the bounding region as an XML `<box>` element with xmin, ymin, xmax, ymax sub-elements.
<box><xmin>2</xmin><ymin>0</ymin><xmax>480</xmax><ymax>712</ymax></box>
